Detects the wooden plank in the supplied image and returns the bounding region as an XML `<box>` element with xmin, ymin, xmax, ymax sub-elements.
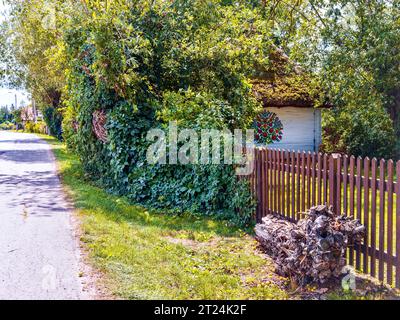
<box><xmin>363</xmin><ymin>157</ymin><xmax>370</xmax><ymax>274</ymax></box>
<box><xmin>312</xmin><ymin>152</ymin><xmax>316</xmax><ymax>207</ymax></box>
<box><xmin>277</xmin><ymin>150</ymin><xmax>281</xmax><ymax>215</ymax></box>
<box><xmin>307</xmin><ymin>152</ymin><xmax>311</xmax><ymax>209</ymax></box>
<box><xmin>343</xmin><ymin>155</ymin><xmax>349</xmax><ymax>215</ymax></box>
<box><xmin>378</xmin><ymin>159</ymin><xmax>386</xmax><ymax>281</ymax></box>
<box><xmin>264</xmin><ymin>149</ymin><xmax>269</xmax><ymax>216</ymax></box>
<box><xmin>317</xmin><ymin>153</ymin><xmax>322</xmax><ymax>205</ymax></box>
<box><xmin>254</xmin><ymin>148</ymin><xmax>262</xmax><ymax>223</ymax></box>
<box><xmin>396</xmin><ymin>161</ymin><xmax>400</xmax><ymax>288</ymax></box>
<box><xmin>349</xmin><ymin>156</ymin><xmax>355</xmax><ymax>266</ymax></box>
<box><xmin>266</xmin><ymin>149</ymin><xmax>272</xmax><ymax>214</ymax></box>
<box><xmin>272</xmin><ymin>150</ymin><xmax>276</xmax><ymax>214</ymax></box>
<box><xmin>291</xmin><ymin>151</ymin><xmax>296</xmax><ymax>221</ymax></box>
<box><xmin>355</xmin><ymin>156</ymin><xmax>362</xmax><ymax>270</ymax></box>
<box><xmin>301</xmin><ymin>152</ymin><xmax>306</xmax><ymax>213</ymax></box>
<box><xmin>336</xmin><ymin>155</ymin><xmax>342</xmax><ymax>214</ymax></box>
<box><xmin>341</xmin><ymin>173</ymin><xmax>396</xmax><ymax>192</ymax></box>
<box><xmin>281</xmin><ymin>150</ymin><xmax>287</xmax><ymax>217</ymax></box>
<box><xmin>259</xmin><ymin>148</ymin><xmax>265</xmax><ymax>217</ymax></box>
<box><xmin>370</xmin><ymin>158</ymin><xmax>377</xmax><ymax>277</ymax></box>
<box><xmin>269</xmin><ymin>149</ymin><xmax>273</xmax><ymax>215</ymax></box>
<box><xmin>387</xmin><ymin>159</ymin><xmax>394</xmax><ymax>285</ymax></box>
<box><xmin>286</xmin><ymin>150</ymin><xmax>291</xmax><ymax>218</ymax></box>
<box><xmin>323</xmin><ymin>154</ymin><xmax>328</xmax><ymax>205</ymax></box>
<box><xmin>355</xmin><ymin>245</ymin><xmax>396</xmax><ymax>265</ymax></box>
<box><xmin>329</xmin><ymin>155</ymin><xmax>335</xmax><ymax>209</ymax></box>
<box><xmin>274</xmin><ymin>150</ymin><xmax>278</xmax><ymax>213</ymax></box>
<box><xmin>296</xmin><ymin>151</ymin><xmax>301</xmax><ymax>220</ymax></box>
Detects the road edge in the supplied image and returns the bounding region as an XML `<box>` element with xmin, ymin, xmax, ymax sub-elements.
<box><xmin>37</xmin><ymin>133</ymin><xmax>115</xmax><ymax>300</ymax></box>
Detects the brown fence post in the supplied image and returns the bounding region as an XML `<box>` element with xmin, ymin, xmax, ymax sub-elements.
<box><xmin>329</xmin><ymin>153</ymin><xmax>341</xmax><ymax>215</ymax></box>
<box><xmin>255</xmin><ymin>148</ymin><xmax>262</xmax><ymax>223</ymax></box>
<box><xmin>396</xmin><ymin>160</ymin><xmax>400</xmax><ymax>288</ymax></box>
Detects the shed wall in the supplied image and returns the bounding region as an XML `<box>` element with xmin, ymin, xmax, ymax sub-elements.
<box><xmin>265</xmin><ymin>107</ymin><xmax>322</xmax><ymax>152</ymax></box>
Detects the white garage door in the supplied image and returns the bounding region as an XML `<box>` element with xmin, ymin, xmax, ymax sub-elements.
<box><xmin>265</xmin><ymin>107</ymin><xmax>321</xmax><ymax>152</ymax></box>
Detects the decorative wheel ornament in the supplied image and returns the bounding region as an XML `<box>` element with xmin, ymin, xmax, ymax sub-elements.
<box><xmin>254</xmin><ymin>111</ymin><xmax>283</xmax><ymax>145</ymax></box>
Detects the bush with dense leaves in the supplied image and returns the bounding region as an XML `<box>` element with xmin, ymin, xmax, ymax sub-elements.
<box><xmin>24</xmin><ymin>121</ymin><xmax>47</xmax><ymax>134</ymax></box>
<box><xmin>43</xmin><ymin>106</ymin><xmax>63</xmax><ymax>140</ymax></box>
<box><xmin>321</xmin><ymin>103</ymin><xmax>396</xmax><ymax>159</ymax></box>
<box><xmin>0</xmin><ymin>121</ymin><xmax>15</xmax><ymax>130</ymax></box>
<box><xmin>58</xmin><ymin>0</ymin><xmax>274</xmax><ymax>225</ymax></box>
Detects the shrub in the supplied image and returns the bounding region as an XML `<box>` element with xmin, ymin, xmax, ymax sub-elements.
<box><xmin>43</xmin><ymin>106</ymin><xmax>63</xmax><ymax>140</ymax></box>
<box><xmin>321</xmin><ymin>104</ymin><xmax>396</xmax><ymax>159</ymax></box>
<box><xmin>61</xmin><ymin>1</ymin><xmax>271</xmax><ymax>226</ymax></box>
<box><xmin>0</xmin><ymin>121</ymin><xmax>15</xmax><ymax>130</ymax></box>
<box><xmin>24</xmin><ymin>121</ymin><xmax>47</xmax><ymax>134</ymax></box>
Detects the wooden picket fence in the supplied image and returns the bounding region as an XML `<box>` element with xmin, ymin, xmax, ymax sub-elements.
<box><xmin>249</xmin><ymin>147</ymin><xmax>400</xmax><ymax>289</ymax></box>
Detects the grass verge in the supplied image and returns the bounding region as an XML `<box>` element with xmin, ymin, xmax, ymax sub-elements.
<box><xmin>41</xmin><ymin>135</ymin><xmax>289</xmax><ymax>300</ymax></box>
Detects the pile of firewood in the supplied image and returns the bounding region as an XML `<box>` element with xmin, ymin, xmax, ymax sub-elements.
<box><xmin>255</xmin><ymin>205</ymin><xmax>365</xmax><ymax>286</ymax></box>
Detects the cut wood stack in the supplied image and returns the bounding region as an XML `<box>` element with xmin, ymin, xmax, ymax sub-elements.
<box><xmin>255</xmin><ymin>205</ymin><xmax>365</xmax><ymax>286</ymax></box>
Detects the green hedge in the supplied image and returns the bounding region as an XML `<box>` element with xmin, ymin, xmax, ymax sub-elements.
<box><xmin>61</xmin><ymin>0</ymin><xmax>274</xmax><ymax>226</ymax></box>
<box><xmin>0</xmin><ymin>121</ymin><xmax>15</xmax><ymax>130</ymax></box>
<box><xmin>24</xmin><ymin>121</ymin><xmax>47</xmax><ymax>134</ymax></box>
<box><xmin>43</xmin><ymin>106</ymin><xmax>63</xmax><ymax>140</ymax></box>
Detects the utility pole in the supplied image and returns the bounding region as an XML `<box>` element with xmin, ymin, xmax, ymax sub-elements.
<box><xmin>32</xmin><ymin>98</ymin><xmax>37</xmax><ymax>123</ymax></box>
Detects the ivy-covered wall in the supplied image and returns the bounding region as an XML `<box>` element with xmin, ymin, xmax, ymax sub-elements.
<box><xmin>61</xmin><ymin>1</ymin><xmax>278</xmax><ymax>226</ymax></box>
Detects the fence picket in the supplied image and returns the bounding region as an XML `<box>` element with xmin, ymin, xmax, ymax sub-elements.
<box><xmin>268</xmin><ymin>150</ymin><xmax>273</xmax><ymax>215</ymax></box>
<box><xmin>387</xmin><ymin>160</ymin><xmax>394</xmax><ymax>285</ymax></box>
<box><xmin>251</xmin><ymin>148</ymin><xmax>398</xmax><ymax>288</ymax></box>
<box><xmin>363</xmin><ymin>157</ymin><xmax>370</xmax><ymax>273</ymax></box>
<box><xmin>301</xmin><ymin>152</ymin><xmax>306</xmax><ymax>214</ymax></box>
<box><xmin>336</xmin><ymin>155</ymin><xmax>342</xmax><ymax>214</ymax></box>
<box><xmin>281</xmin><ymin>150</ymin><xmax>286</xmax><ymax>217</ymax></box>
<box><xmin>307</xmin><ymin>152</ymin><xmax>311</xmax><ymax>209</ymax></box>
<box><xmin>379</xmin><ymin>159</ymin><xmax>386</xmax><ymax>281</ymax></box>
<box><xmin>356</xmin><ymin>157</ymin><xmax>362</xmax><ymax>271</ymax></box>
<box><xmin>291</xmin><ymin>151</ymin><xmax>296</xmax><ymax>221</ymax></box>
<box><xmin>343</xmin><ymin>155</ymin><xmax>349</xmax><ymax>215</ymax></box>
<box><xmin>276</xmin><ymin>149</ymin><xmax>282</xmax><ymax>214</ymax></box>
<box><xmin>272</xmin><ymin>150</ymin><xmax>276</xmax><ymax>214</ymax></box>
<box><xmin>371</xmin><ymin>158</ymin><xmax>377</xmax><ymax>277</ymax></box>
<box><xmin>323</xmin><ymin>154</ymin><xmax>328</xmax><ymax>204</ymax></box>
<box><xmin>296</xmin><ymin>151</ymin><xmax>301</xmax><ymax>219</ymax></box>
<box><xmin>286</xmin><ymin>151</ymin><xmax>291</xmax><ymax>218</ymax></box>
<box><xmin>256</xmin><ymin>149</ymin><xmax>262</xmax><ymax>222</ymax></box>
<box><xmin>317</xmin><ymin>153</ymin><xmax>322</xmax><ymax>205</ymax></box>
<box><xmin>312</xmin><ymin>153</ymin><xmax>316</xmax><ymax>207</ymax></box>
<box><xmin>329</xmin><ymin>155</ymin><xmax>335</xmax><ymax>209</ymax></box>
<box><xmin>349</xmin><ymin>156</ymin><xmax>355</xmax><ymax>266</ymax></box>
<box><xmin>396</xmin><ymin>161</ymin><xmax>400</xmax><ymax>288</ymax></box>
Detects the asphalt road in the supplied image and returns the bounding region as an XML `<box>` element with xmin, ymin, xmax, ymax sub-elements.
<box><xmin>0</xmin><ymin>131</ymin><xmax>84</xmax><ymax>300</ymax></box>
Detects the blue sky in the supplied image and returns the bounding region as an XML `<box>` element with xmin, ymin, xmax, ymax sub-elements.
<box><xmin>0</xmin><ymin>88</ymin><xmax>29</xmax><ymax>108</ymax></box>
<box><xmin>0</xmin><ymin>1</ymin><xmax>30</xmax><ymax>108</ymax></box>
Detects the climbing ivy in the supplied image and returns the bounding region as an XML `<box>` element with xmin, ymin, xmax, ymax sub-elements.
<box><xmin>53</xmin><ymin>0</ymin><xmax>277</xmax><ymax>225</ymax></box>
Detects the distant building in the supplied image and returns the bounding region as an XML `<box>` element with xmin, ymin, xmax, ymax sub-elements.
<box><xmin>251</xmin><ymin>48</ymin><xmax>331</xmax><ymax>152</ymax></box>
<box><xmin>21</xmin><ymin>105</ymin><xmax>43</xmax><ymax>123</ymax></box>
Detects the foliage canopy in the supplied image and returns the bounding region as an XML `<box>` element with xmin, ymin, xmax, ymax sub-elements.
<box><xmin>2</xmin><ymin>0</ymin><xmax>400</xmax><ymax>223</ymax></box>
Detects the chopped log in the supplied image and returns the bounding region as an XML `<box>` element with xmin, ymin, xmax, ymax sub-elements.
<box><xmin>255</xmin><ymin>205</ymin><xmax>365</xmax><ymax>286</ymax></box>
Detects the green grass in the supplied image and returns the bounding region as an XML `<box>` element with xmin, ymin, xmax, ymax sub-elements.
<box><xmin>41</xmin><ymin>135</ymin><xmax>289</xmax><ymax>300</ymax></box>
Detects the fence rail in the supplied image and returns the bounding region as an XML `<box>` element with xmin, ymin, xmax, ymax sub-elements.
<box><xmin>250</xmin><ymin>148</ymin><xmax>400</xmax><ymax>289</ymax></box>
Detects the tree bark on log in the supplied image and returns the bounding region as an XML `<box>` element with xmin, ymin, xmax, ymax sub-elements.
<box><xmin>255</xmin><ymin>205</ymin><xmax>365</xmax><ymax>286</ymax></box>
